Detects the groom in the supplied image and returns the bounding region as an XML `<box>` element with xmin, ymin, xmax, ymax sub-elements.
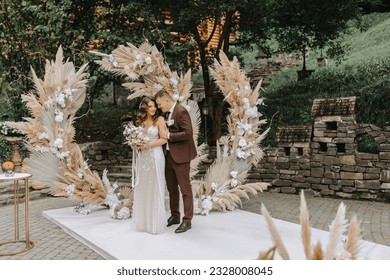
<box><xmin>155</xmin><ymin>90</ymin><xmax>197</xmax><ymax>233</ymax></box>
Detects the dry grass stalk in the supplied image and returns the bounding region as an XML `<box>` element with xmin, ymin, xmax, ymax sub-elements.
<box><xmin>259</xmin><ymin>192</ymin><xmax>362</xmax><ymax>260</ymax></box>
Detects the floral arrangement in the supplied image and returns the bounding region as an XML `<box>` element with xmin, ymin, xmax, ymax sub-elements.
<box><xmin>92</xmin><ymin>42</ymin><xmax>269</xmax><ymax>216</ymax></box>
<box><xmin>258</xmin><ymin>191</ymin><xmax>362</xmax><ymax>260</ymax></box>
<box><xmin>123</xmin><ymin>122</ymin><xmax>150</xmax><ymax>148</ymax></box>
<box><xmin>5</xmin><ymin>46</ymin><xmax>132</xmax><ymax>219</ymax></box>
<box><xmin>103</xmin><ymin>170</ymin><xmax>133</xmax><ymax>220</ymax></box>
<box><xmin>209</xmin><ymin>52</ymin><xmax>269</xmax><ymax>166</ymax></box>
<box><xmin>191</xmin><ymin>52</ymin><xmax>270</xmax><ymax>215</ymax></box>
<box><xmin>90</xmin><ymin>41</ymin><xmax>192</xmax><ymax>103</ymax></box>
<box><xmin>91</xmin><ymin>40</ymin><xmax>207</xmax><ymax>181</ymax></box>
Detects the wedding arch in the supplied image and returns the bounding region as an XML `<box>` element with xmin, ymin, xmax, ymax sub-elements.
<box><xmin>92</xmin><ymin>41</ymin><xmax>270</xmax><ymax>215</ymax></box>
<box><xmin>7</xmin><ymin>47</ymin><xmax>132</xmax><ymax>219</ymax></box>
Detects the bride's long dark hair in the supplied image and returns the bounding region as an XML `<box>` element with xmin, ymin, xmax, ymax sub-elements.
<box><xmin>135</xmin><ymin>97</ymin><xmax>161</xmax><ymax>127</ymax></box>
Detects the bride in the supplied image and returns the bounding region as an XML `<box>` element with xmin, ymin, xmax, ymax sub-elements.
<box><xmin>132</xmin><ymin>97</ymin><xmax>168</xmax><ymax>234</ymax></box>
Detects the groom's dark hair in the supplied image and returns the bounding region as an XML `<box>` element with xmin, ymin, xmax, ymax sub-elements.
<box><xmin>155</xmin><ymin>89</ymin><xmax>172</xmax><ymax>100</ymax></box>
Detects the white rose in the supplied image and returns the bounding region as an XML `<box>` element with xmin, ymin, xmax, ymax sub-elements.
<box><xmin>55</xmin><ymin>112</ymin><xmax>64</xmax><ymax>123</ymax></box>
<box><xmin>145</xmin><ymin>56</ymin><xmax>152</xmax><ymax>64</ymax></box>
<box><xmin>172</xmin><ymin>94</ymin><xmax>180</xmax><ymax>101</ymax></box>
<box><xmin>231</xmin><ymin>178</ymin><xmax>238</xmax><ymax>187</ymax></box>
<box><xmin>53</xmin><ymin>138</ymin><xmax>63</xmax><ymax>149</ymax></box>
<box><xmin>238</xmin><ymin>138</ymin><xmax>247</xmax><ymax>147</ymax></box>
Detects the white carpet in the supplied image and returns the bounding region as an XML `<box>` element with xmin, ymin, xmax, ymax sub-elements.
<box><xmin>43</xmin><ymin>207</ymin><xmax>390</xmax><ymax>260</ymax></box>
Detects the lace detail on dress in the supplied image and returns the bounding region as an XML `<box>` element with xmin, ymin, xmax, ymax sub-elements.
<box><xmin>132</xmin><ymin>124</ymin><xmax>166</xmax><ymax>234</ymax></box>
<box><xmin>137</xmin><ymin>126</ymin><xmax>158</xmax><ymax>171</ymax></box>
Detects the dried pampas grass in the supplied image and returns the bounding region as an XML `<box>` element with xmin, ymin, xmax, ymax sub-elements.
<box><xmin>5</xmin><ymin>46</ymin><xmax>124</xmax><ymax>216</ymax></box>
<box><xmin>258</xmin><ymin>191</ymin><xmax>362</xmax><ymax>260</ymax></box>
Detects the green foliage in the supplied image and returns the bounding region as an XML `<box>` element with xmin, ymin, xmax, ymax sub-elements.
<box><xmin>340</xmin><ymin>13</ymin><xmax>390</xmax><ymax>64</ymax></box>
<box><xmin>357</xmin><ymin>134</ymin><xmax>380</xmax><ymax>154</ymax></box>
<box><xmin>271</xmin><ymin>0</ymin><xmax>362</xmax><ymax>70</ymax></box>
<box><xmin>0</xmin><ymin>137</ymin><xmax>12</xmax><ymax>163</ymax></box>
<box><xmin>0</xmin><ymin>0</ymin><xmax>158</xmax><ymax>121</ymax></box>
<box><xmin>261</xmin><ymin>12</ymin><xmax>390</xmax><ymax>147</ymax></box>
<box><xmin>74</xmin><ymin>102</ymin><xmax>132</xmax><ymax>144</ymax></box>
<box><xmin>262</xmin><ymin>56</ymin><xmax>390</xmax><ymax>141</ymax></box>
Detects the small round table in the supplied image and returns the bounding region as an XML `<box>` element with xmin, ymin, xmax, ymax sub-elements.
<box><xmin>0</xmin><ymin>172</ymin><xmax>34</xmax><ymax>256</ymax></box>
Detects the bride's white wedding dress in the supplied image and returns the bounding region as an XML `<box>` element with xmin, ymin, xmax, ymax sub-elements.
<box><xmin>132</xmin><ymin>125</ymin><xmax>166</xmax><ymax>234</ymax></box>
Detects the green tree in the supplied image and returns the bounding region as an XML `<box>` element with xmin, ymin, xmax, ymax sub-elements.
<box><xmin>271</xmin><ymin>0</ymin><xmax>361</xmax><ymax>72</ymax></box>
<box><xmin>148</xmin><ymin>0</ymin><xmax>273</xmax><ymax>144</ymax></box>
<box><xmin>0</xmin><ymin>0</ymin><xmax>156</xmax><ymax>122</ymax></box>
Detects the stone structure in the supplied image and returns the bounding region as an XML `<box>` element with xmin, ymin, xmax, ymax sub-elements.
<box><xmin>77</xmin><ymin>96</ymin><xmax>390</xmax><ymax>202</ymax></box>
<box><xmin>252</xmin><ymin>96</ymin><xmax>390</xmax><ymax>202</ymax></box>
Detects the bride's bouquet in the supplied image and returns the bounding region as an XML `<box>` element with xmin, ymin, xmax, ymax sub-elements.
<box><xmin>123</xmin><ymin>122</ymin><xmax>150</xmax><ymax>148</ymax></box>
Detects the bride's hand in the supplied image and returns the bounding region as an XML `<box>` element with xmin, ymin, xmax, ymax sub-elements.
<box><xmin>138</xmin><ymin>143</ymin><xmax>149</xmax><ymax>150</ymax></box>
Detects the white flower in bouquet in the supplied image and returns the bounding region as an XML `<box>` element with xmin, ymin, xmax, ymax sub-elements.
<box><xmin>238</xmin><ymin>138</ymin><xmax>247</xmax><ymax>147</ymax></box>
<box><xmin>77</xmin><ymin>168</ymin><xmax>84</xmax><ymax>179</ymax></box>
<box><xmin>55</xmin><ymin>109</ymin><xmax>64</xmax><ymax>122</ymax></box>
<box><xmin>57</xmin><ymin>151</ymin><xmax>70</xmax><ymax>159</ymax></box>
<box><xmin>65</xmin><ymin>88</ymin><xmax>75</xmax><ymax>101</ymax></box>
<box><xmin>211</xmin><ymin>182</ymin><xmax>218</xmax><ymax>191</ymax></box>
<box><xmin>246</xmin><ymin>106</ymin><xmax>258</xmax><ymax>118</ymax></box>
<box><xmin>243</xmin><ymin>97</ymin><xmax>250</xmax><ymax>109</ymax></box>
<box><xmin>38</xmin><ymin>132</ymin><xmax>49</xmax><ymax>140</ymax></box>
<box><xmin>235</xmin><ymin>148</ymin><xmax>246</xmax><ymax>159</ymax></box>
<box><xmin>109</xmin><ymin>54</ymin><xmax>119</xmax><ymax>67</ymax></box>
<box><xmin>56</xmin><ymin>93</ymin><xmax>66</xmax><ymax>108</ymax></box>
<box><xmin>172</xmin><ymin>93</ymin><xmax>180</xmax><ymax>101</ymax></box>
<box><xmin>53</xmin><ymin>137</ymin><xmax>63</xmax><ymax>149</ymax></box>
<box><xmin>194</xmin><ymin>201</ymin><xmax>201</xmax><ymax>214</ymax></box>
<box><xmin>44</xmin><ymin>97</ymin><xmax>54</xmax><ymax>107</ymax></box>
<box><xmin>116</xmin><ymin>207</ymin><xmax>131</xmax><ymax>220</ymax></box>
<box><xmin>123</xmin><ymin>122</ymin><xmax>150</xmax><ymax>147</ymax></box>
<box><xmin>145</xmin><ymin>56</ymin><xmax>152</xmax><ymax>64</ymax></box>
<box><xmin>230</xmin><ymin>178</ymin><xmax>238</xmax><ymax>187</ymax></box>
<box><xmin>238</xmin><ymin>128</ymin><xmax>245</xmax><ymax>136</ymax></box>
<box><xmin>201</xmin><ymin>196</ymin><xmax>213</xmax><ymax>215</ymax></box>
<box><xmin>65</xmin><ymin>184</ymin><xmax>76</xmax><ymax>196</ymax></box>
<box><xmin>256</xmin><ymin>97</ymin><xmax>265</xmax><ymax>106</ymax></box>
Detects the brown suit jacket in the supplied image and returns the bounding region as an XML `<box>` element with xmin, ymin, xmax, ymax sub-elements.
<box><xmin>166</xmin><ymin>104</ymin><xmax>197</xmax><ymax>163</ymax></box>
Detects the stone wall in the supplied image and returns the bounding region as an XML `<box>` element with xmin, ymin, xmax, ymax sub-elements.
<box><xmin>249</xmin><ymin>123</ymin><xmax>390</xmax><ymax>202</ymax></box>
<box><xmin>79</xmin><ymin>141</ymin><xmax>131</xmax><ymax>174</ymax></box>
<box><xmin>81</xmin><ymin>123</ymin><xmax>390</xmax><ymax>203</ymax></box>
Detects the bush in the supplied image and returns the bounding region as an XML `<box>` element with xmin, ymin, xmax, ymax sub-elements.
<box><xmin>357</xmin><ymin>134</ymin><xmax>380</xmax><ymax>154</ymax></box>
<box><xmin>262</xmin><ymin>56</ymin><xmax>390</xmax><ymax>146</ymax></box>
<box><xmin>0</xmin><ymin>137</ymin><xmax>12</xmax><ymax>163</ymax></box>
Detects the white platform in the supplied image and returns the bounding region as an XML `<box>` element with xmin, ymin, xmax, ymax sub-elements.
<box><xmin>43</xmin><ymin>207</ymin><xmax>390</xmax><ymax>260</ymax></box>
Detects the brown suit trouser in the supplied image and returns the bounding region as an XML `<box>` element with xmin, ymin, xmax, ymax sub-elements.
<box><xmin>165</xmin><ymin>151</ymin><xmax>193</xmax><ymax>224</ymax></box>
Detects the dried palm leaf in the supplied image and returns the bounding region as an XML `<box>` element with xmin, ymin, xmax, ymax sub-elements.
<box><xmin>117</xmin><ymin>186</ymin><xmax>133</xmax><ymax>199</ymax></box>
<box><xmin>24</xmin><ymin>152</ymin><xmax>61</xmax><ymax>188</ymax></box>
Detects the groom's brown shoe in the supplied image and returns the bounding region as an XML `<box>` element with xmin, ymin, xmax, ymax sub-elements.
<box><xmin>167</xmin><ymin>216</ymin><xmax>180</xmax><ymax>227</ymax></box>
<box><xmin>175</xmin><ymin>222</ymin><xmax>191</xmax><ymax>233</ymax></box>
